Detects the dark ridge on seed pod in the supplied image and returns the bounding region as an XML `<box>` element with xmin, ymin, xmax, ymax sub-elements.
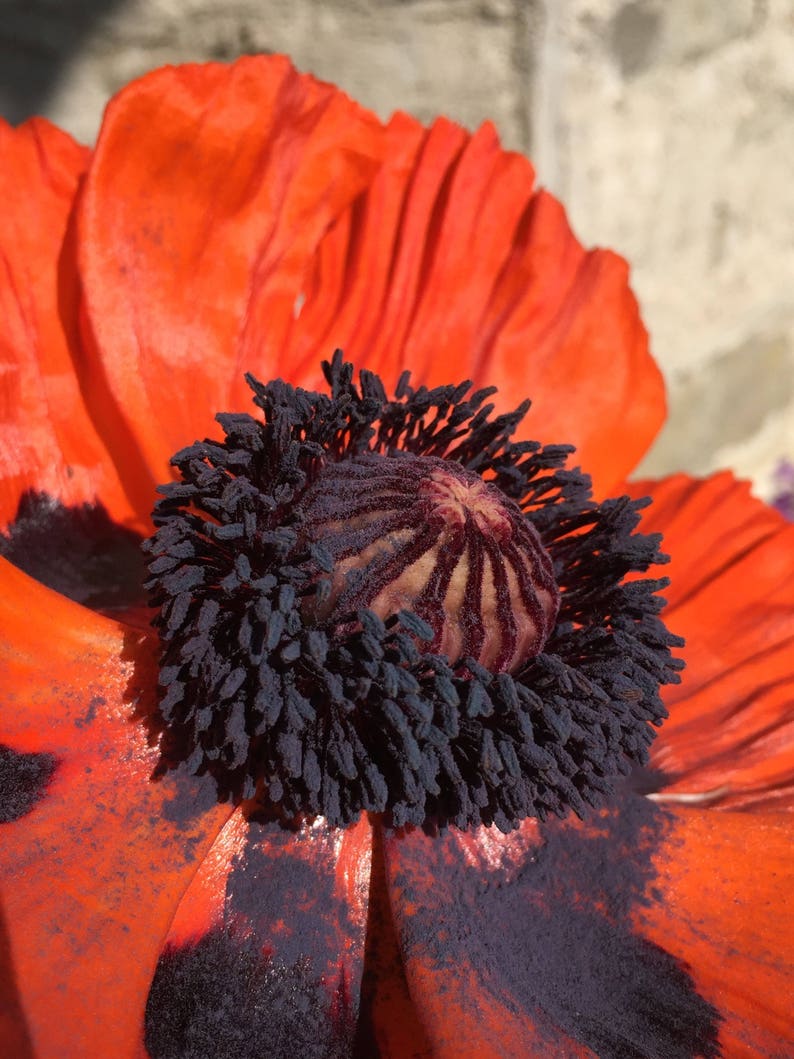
<box><xmin>143</xmin><ymin>350</ymin><xmax>683</xmax><ymax>831</ymax></box>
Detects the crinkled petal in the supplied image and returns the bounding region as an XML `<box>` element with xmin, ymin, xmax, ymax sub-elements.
<box><xmin>143</xmin><ymin>810</ymin><xmax>372</xmax><ymax>1058</ymax></box>
<box><xmin>0</xmin><ymin>559</ymin><xmax>231</xmax><ymax>1057</ymax></box>
<box><xmin>631</xmin><ymin>473</ymin><xmax>794</xmax><ymax>809</ymax></box>
<box><xmin>77</xmin><ymin>56</ymin><xmax>386</xmax><ymax>517</ymax></box>
<box><xmin>0</xmin><ymin>119</ymin><xmax>141</xmax><ymax>533</ymax></box>
<box><xmin>382</xmin><ymin>795</ymin><xmax>791</xmax><ymax>1058</ymax></box>
<box><xmin>277</xmin><ymin>113</ymin><xmax>664</xmax><ymax>496</ymax></box>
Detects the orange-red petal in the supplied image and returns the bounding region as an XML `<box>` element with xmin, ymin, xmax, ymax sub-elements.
<box><xmin>382</xmin><ymin>820</ymin><xmax>592</xmax><ymax>1057</ymax></box>
<box><xmin>77</xmin><ymin>56</ymin><xmax>386</xmax><ymax>519</ymax></box>
<box><xmin>278</xmin><ymin>113</ymin><xmax>665</xmax><ymax>496</ymax></box>
<box><xmin>0</xmin><ymin>119</ymin><xmax>140</xmax><ymax>533</ymax></box>
<box><xmin>144</xmin><ymin>811</ymin><xmax>372</xmax><ymax>1056</ymax></box>
<box><xmin>635</xmin><ymin>806</ymin><xmax>794</xmax><ymax>1057</ymax></box>
<box><xmin>383</xmin><ymin>795</ymin><xmax>791</xmax><ymax>1057</ymax></box>
<box><xmin>630</xmin><ymin>473</ymin><xmax>794</xmax><ymax>809</ymax></box>
<box><xmin>0</xmin><ymin>559</ymin><xmax>231</xmax><ymax>1057</ymax></box>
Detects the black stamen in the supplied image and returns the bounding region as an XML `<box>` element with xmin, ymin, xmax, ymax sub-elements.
<box><xmin>143</xmin><ymin>351</ymin><xmax>683</xmax><ymax>831</ymax></box>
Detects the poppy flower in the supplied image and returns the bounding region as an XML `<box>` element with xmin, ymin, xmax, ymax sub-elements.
<box><xmin>1</xmin><ymin>55</ymin><xmax>793</xmax><ymax>1059</ymax></box>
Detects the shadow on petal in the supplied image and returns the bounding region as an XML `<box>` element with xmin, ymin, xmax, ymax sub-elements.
<box><xmin>0</xmin><ymin>892</ymin><xmax>34</xmax><ymax>1059</ymax></box>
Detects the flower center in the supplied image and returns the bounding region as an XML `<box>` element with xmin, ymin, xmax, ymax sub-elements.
<box><xmin>302</xmin><ymin>453</ymin><xmax>559</xmax><ymax>673</ymax></box>
<box><xmin>143</xmin><ymin>353</ymin><xmax>683</xmax><ymax>832</ymax></box>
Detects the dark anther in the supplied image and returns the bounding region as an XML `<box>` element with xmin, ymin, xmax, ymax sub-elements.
<box><xmin>143</xmin><ymin>351</ymin><xmax>683</xmax><ymax>831</ymax></box>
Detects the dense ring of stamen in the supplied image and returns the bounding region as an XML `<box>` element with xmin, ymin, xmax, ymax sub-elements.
<box><xmin>143</xmin><ymin>352</ymin><xmax>683</xmax><ymax>831</ymax></box>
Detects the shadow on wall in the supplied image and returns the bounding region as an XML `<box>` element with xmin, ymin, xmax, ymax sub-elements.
<box><xmin>0</xmin><ymin>0</ymin><xmax>128</xmax><ymax>125</ymax></box>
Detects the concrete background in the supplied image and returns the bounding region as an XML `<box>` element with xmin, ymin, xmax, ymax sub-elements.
<box><xmin>2</xmin><ymin>0</ymin><xmax>792</xmax><ymax>496</ymax></box>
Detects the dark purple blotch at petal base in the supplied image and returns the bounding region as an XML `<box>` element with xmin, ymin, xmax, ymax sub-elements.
<box><xmin>0</xmin><ymin>491</ymin><xmax>146</xmax><ymax>612</ymax></box>
<box><xmin>226</xmin><ymin>820</ymin><xmax>356</xmax><ymax>973</ymax></box>
<box><xmin>145</xmin><ymin>817</ymin><xmax>361</xmax><ymax>1059</ymax></box>
<box><xmin>144</xmin><ymin>928</ymin><xmax>353</xmax><ymax>1059</ymax></box>
<box><xmin>388</xmin><ymin>792</ymin><xmax>721</xmax><ymax>1059</ymax></box>
<box><xmin>0</xmin><ymin>744</ymin><xmax>57</xmax><ymax>823</ymax></box>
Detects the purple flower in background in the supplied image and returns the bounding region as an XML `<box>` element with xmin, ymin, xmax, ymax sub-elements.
<box><xmin>771</xmin><ymin>461</ymin><xmax>794</xmax><ymax>522</ymax></box>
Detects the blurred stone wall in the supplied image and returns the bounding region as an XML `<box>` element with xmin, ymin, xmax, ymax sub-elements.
<box><xmin>2</xmin><ymin>0</ymin><xmax>792</xmax><ymax>496</ymax></box>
